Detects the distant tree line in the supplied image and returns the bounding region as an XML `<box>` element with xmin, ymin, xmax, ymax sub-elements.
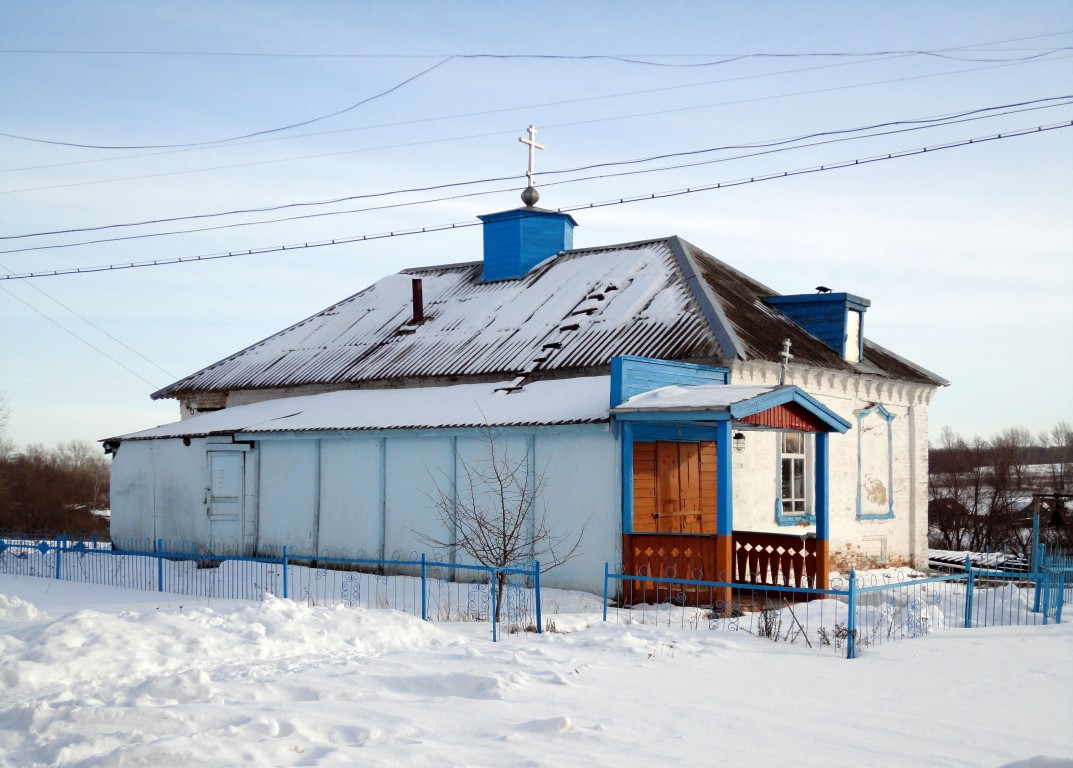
<box><xmin>928</xmin><ymin>423</ymin><xmax>1072</xmax><ymax>556</ymax></box>
<box><xmin>0</xmin><ymin>395</ymin><xmax>110</xmax><ymax>535</ymax></box>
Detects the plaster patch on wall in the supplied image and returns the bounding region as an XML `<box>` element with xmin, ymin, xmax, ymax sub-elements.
<box><xmin>864</xmin><ymin>476</ymin><xmax>887</xmax><ymax>506</ymax></box>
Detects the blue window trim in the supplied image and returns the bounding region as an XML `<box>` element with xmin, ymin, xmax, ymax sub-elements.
<box><xmin>855</xmin><ymin>404</ymin><xmax>896</xmax><ymax>520</ymax></box>
<box><xmin>775</xmin><ymin>432</ymin><xmax>815</xmax><ymax>526</ymax></box>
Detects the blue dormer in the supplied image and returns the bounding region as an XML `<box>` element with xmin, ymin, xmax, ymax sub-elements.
<box><xmin>764</xmin><ymin>292</ymin><xmax>871</xmax><ymax>362</ymax></box>
<box><xmin>478</xmin><ymin>207</ymin><xmax>577</xmax><ymax>282</ymax></box>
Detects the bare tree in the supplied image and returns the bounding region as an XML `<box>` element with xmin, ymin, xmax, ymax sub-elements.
<box><xmin>419</xmin><ymin>429</ymin><xmax>587</xmax><ymax>620</ymax></box>
<box><xmin>0</xmin><ymin>436</ymin><xmax>110</xmax><ymax>534</ymax></box>
<box><xmin>0</xmin><ymin>394</ymin><xmax>13</xmax><ymax>518</ymax></box>
<box><xmin>929</xmin><ymin>424</ymin><xmax>1073</xmax><ymax>556</ymax></box>
<box><xmin>928</xmin><ymin>427</ymin><xmax>994</xmax><ymax>551</ymax></box>
<box><xmin>0</xmin><ymin>393</ymin><xmax>13</xmax><ymax>462</ymax></box>
<box><xmin>1037</xmin><ymin>421</ymin><xmax>1073</xmax><ymax>550</ymax></box>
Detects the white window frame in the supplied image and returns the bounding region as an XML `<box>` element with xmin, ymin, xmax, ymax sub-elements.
<box><xmin>776</xmin><ymin>431</ymin><xmax>814</xmax><ymax>525</ymax></box>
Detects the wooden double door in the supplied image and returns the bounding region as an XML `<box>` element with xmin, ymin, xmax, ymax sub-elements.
<box><xmin>632</xmin><ymin>440</ymin><xmax>717</xmax><ymax>535</ymax></box>
<box><xmin>624</xmin><ymin>440</ymin><xmax>720</xmax><ymax>594</ymax></box>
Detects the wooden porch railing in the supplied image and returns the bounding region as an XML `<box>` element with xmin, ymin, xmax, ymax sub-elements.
<box><xmin>622</xmin><ymin>530</ymin><xmax>819</xmax><ymax>597</ymax></box>
<box><xmin>732</xmin><ymin>530</ymin><xmax>817</xmax><ymax>589</ymax></box>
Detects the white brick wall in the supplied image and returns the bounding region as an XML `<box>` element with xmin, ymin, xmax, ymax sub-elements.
<box><xmin>731</xmin><ymin>361</ymin><xmax>939</xmax><ymax>570</ymax></box>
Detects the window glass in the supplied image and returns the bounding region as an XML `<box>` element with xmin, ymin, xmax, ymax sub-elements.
<box><xmin>783</xmin><ymin>432</ymin><xmax>803</xmax><ymax>454</ymax></box>
<box><xmin>781</xmin><ymin>433</ymin><xmax>807</xmax><ymax>515</ymax></box>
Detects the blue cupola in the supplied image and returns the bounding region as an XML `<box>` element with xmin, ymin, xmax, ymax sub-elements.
<box><xmin>764</xmin><ymin>292</ymin><xmax>871</xmax><ymax>363</ymax></box>
<box><xmin>478</xmin><ymin>206</ymin><xmax>577</xmax><ymax>282</ymax></box>
<box><xmin>479</xmin><ymin>125</ymin><xmax>578</xmax><ymax>281</ymax></box>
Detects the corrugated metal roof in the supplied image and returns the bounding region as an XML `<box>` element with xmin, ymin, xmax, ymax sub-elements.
<box><xmin>683</xmin><ymin>242</ymin><xmax>945</xmax><ymax>385</ymax></box>
<box><xmin>154</xmin><ymin>236</ymin><xmax>944</xmax><ymax>400</ymax></box>
<box><xmin>121</xmin><ymin>377</ymin><xmax>611</xmax><ymax>440</ymax></box>
<box><xmin>154</xmin><ymin>240</ymin><xmax>721</xmax><ymax>399</ymax></box>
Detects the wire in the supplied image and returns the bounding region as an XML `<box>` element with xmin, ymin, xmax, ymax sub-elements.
<box><xmin>0</xmin><ymin>261</ymin><xmax>177</xmax><ymax>378</ymax></box>
<box><xmin>1</xmin><ymin>31</ymin><xmax>1068</xmax><ymax>153</ymax></box>
<box><xmin>5</xmin><ymin>95</ymin><xmax>1065</xmax><ymax>242</ymax></box>
<box><xmin>545</xmin><ymin>96</ymin><xmax>1073</xmax><ymax>174</ymax></box>
<box><xmin>4</xmin><ymin>97</ymin><xmax>1069</xmax><ymax>254</ymax></box>
<box><xmin>0</xmin><ymin>49</ymin><xmax>961</xmax><ymax>175</ymax></box>
<box><xmin>0</xmin><ymin>58</ymin><xmax>455</xmax><ymax>150</ymax></box>
<box><xmin>1</xmin><ymin>29</ymin><xmax>1068</xmax><ymax>59</ymax></box>
<box><xmin>4</xmin><ymin>52</ymin><xmax>1071</xmax><ymax>197</ymax></box>
<box><xmin>0</xmin><ymin>285</ymin><xmax>160</xmax><ymax>387</ymax></box>
<box><xmin>0</xmin><ymin>52</ymin><xmax>937</xmax><ymax>174</ymax></box>
<box><xmin>3</xmin><ymin>120</ymin><xmax>1067</xmax><ymax>281</ymax></box>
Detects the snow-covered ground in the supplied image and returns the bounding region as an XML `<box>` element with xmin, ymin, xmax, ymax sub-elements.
<box><xmin>1</xmin><ymin>574</ymin><xmax>1071</xmax><ymax>767</ymax></box>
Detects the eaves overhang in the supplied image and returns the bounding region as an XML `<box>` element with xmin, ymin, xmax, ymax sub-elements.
<box><xmin>611</xmin><ymin>383</ymin><xmax>852</xmax><ymax>433</ymax></box>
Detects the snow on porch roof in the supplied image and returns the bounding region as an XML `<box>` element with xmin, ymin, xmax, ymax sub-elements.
<box><xmin>111</xmin><ymin>376</ymin><xmax>613</xmax><ymax>441</ymax></box>
<box><xmin>612</xmin><ymin>383</ymin><xmax>852</xmax><ymax>433</ymax></box>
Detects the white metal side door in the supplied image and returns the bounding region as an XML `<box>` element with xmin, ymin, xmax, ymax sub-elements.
<box><xmin>207</xmin><ymin>450</ymin><xmax>244</xmax><ymax>552</ymax></box>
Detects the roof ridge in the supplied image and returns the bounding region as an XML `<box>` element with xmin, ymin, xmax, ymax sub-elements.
<box><xmin>561</xmin><ymin>235</ymin><xmax>674</xmax><ymax>255</ymax></box>
<box><xmin>668</xmin><ymin>236</ymin><xmax>747</xmax><ymax>361</ymax></box>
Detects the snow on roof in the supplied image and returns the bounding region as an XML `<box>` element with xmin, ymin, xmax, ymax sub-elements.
<box><xmin>116</xmin><ymin>376</ymin><xmax>612</xmax><ymax>441</ymax></box>
<box><xmin>154</xmin><ymin>239</ymin><xmax>718</xmax><ymax>399</ymax></box>
<box><xmin>154</xmin><ymin>236</ymin><xmax>946</xmax><ymax>401</ymax></box>
<box><xmin>613</xmin><ymin>384</ymin><xmax>775</xmax><ymax>412</ymax></box>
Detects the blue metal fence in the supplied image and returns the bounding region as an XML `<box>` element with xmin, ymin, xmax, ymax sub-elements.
<box><xmin>603</xmin><ymin>555</ymin><xmax>1067</xmax><ymax>659</ymax></box>
<box><xmin>0</xmin><ymin>535</ymin><xmax>541</xmax><ymax>641</ymax></box>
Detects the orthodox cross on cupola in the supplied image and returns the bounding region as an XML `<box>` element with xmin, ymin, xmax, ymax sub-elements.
<box><xmin>518</xmin><ymin>124</ymin><xmax>544</xmax><ymax>207</ymax></box>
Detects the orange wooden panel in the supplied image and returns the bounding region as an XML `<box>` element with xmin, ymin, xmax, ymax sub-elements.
<box><xmin>655</xmin><ymin>441</ymin><xmax>681</xmax><ymax>532</ymax></box>
<box><xmin>632</xmin><ymin>443</ymin><xmax>657</xmax><ymax>532</ymax></box>
<box><xmin>699</xmin><ymin>441</ymin><xmax>717</xmax><ymax>535</ymax></box>
<box><xmin>621</xmin><ymin>533</ymin><xmax>720</xmax><ymax>605</ymax></box>
<box><xmin>677</xmin><ymin>443</ymin><xmax>701</xmax><ymax>533</ymax></box>
<box><xmin>633</xmin><ymin>441</ymin><xmax>719</xmax><ymax>536</ymax></box>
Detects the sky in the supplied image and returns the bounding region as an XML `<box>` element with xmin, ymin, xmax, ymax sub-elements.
<box><xmin>1</xmin><ymin>1</ymin><xmax>1071</xmax><ymax>450</ymax></box>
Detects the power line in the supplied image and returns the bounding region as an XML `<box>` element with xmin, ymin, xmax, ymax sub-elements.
<box><xmin>4</xmin><ymin>120</ymin><xmax>1067</xmax><ymax>281</ymax></box>
<box><xmin>0</xmin><ymin>285</ymin><xmax>160</xmax><ymax>387</ymax></box>
<box><xmin>0</xmin><ymin>261</ymin><xmax>177</xmax><ymax>378</ymax></box>
<box><xmin>0</xmin><ymin>58</ymin><xmax>454</xmax><ymax>150</ymax></box>
<box><xmin>1</xmin><ymin>29</ymin><xmax>1068</xmax><ymax>59</ymax></box>
<box><xmin>0</xmin><ymin>52</ymin><xmax>933</xmax><ymax>174</ymax></box>
<box><xmin>5</xmin><ymin>95</ymin><xmax>1064</xmax><ymax>241</ymax></box>
<box><xmin>4</xmin><ymin>52</ymin><xmax>1070</xmax><ymax>197</ymax></box>
<box><xmin>0</xmin><ymin>49</ymin><xmax>954</xmax><ymax>175</ymax></box>
<box><xmin>4</xmin><ymin>97</ymin><xmax>1069</xmax><ymax>254</ymax></box>
<box><xmin>1</xmin><ymin>31</ymin><xmax>1067</xmax><ymax>156</ymax></box>
<box><xmin>5</xmin><ymin>48</ymin><xmax>1069</xmax><ymax>63</ymax></box>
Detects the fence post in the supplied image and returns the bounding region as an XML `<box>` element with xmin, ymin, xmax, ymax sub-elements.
<box><xmin>491</xmin><ymin>569</ymin><xmax>498</xmax><ymax>643</ymax></box>
<box><xmin>1042</xmin><ymin>568</ymin><xmax>1051</xmax><ymax>626</ymax></box>
<box><xmin>1033</xmin><ymin>542</ymin><xmax>1046</xmax><ymax>614</ymax></box>
<box><xmin>420</xmin><ymin>553</ymin><xmax>427</xmax><ymax>622</ymax></box>
<box><xmin>963</xmin><ymin>553</ymin><xmax>974</xmax><ymax>629</ymax></box>
<box><xmin>847</xmin><ymin>569</ymin><xmax>858</xmax><ymax>660</ymax></box>
<box><xmin>1031</xmin><ymin>509</ymin><xmax>1041</xmax><ymax>571</ymax></box>
<box><xmin>1055</xmin><ymin>571</ymin><xmax>1065</xmax><ymax>624</ymax></box>
<box><xmin>534</xmin><ymin>560</ymin><xmax>542</xmax><ymax>634</ymax></box>
<box><xmin>55</xmin><ymin>535</ymin><xmax>65</xmax><ymax>581</ymax></box>
<box><xmin>282</xmin><ymin>547</ymin><xmax>289</xmax><ymax>600</ymax></box>
<box><xmin>603</xmin><ymin>562</ymin><xmax>609</xmax><ymax>622</ymax></box>
<box><xmin>156</xmin><ymin>538</ymin><xmax>164</xmax><ymax>592</ymax></box>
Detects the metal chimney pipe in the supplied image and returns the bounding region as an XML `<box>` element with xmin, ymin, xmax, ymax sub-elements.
<box><xmin>411</xmin><ymin>278</ymin><xmax>424</xmax><ymax>324</ymax></box>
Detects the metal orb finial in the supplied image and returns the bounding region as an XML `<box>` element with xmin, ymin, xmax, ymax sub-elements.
<box><xmin>521</xmin><ymin>186</ymin><xmax>540</xmax><ymax>207</ymax></box>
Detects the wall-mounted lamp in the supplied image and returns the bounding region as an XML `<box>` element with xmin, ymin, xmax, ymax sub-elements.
<box><xmin>733</xmin><ymin>432</ymin><xmax>746</xmax><ymax>454</ymax></box>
